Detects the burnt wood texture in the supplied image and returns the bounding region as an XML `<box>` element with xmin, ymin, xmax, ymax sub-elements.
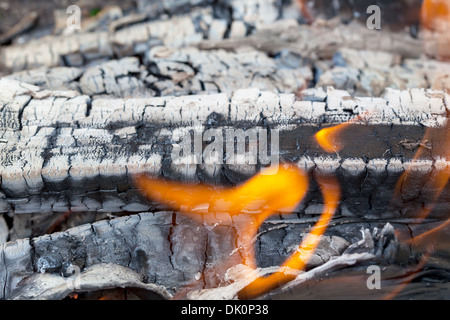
<box><xmin>0</xmin><ymin>0</ymin><xmax>449</xmax><ymax>301</ymax></box>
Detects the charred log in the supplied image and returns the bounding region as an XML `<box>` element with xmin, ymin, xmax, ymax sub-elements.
<box><xmin>0</xmin><ymin>210</ymin><xmax>414</xmax><ymax>300</ymax></box>
<box><xmin>0</xmin><ymin>78</ymin><xmax>448</xmax><ymax>238</ymax></box>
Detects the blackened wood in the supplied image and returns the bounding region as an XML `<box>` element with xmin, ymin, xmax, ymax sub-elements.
<box><xmin>0</xmin><ymin>78</ymin><xmax>448</xmax><ymax>239</ymax></box>
<box><xmin>0</xmin><ymin>211</ymin><xmax>413</xmax><ymax>300</ymax></box>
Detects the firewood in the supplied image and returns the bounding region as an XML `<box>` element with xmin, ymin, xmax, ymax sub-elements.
<box><xmin>5</xmin><ymin>47</ymin><xmax>450</xmax><ymax>102</ymax></box>
<box><xmin>1</xmin><ymin>0</ymin><xmax>448</xmax><ymax>302</ymax></box>
<box><xmin>0</xmin><ymin>11</ymin><xmax>422</xmax><ymax>73</ymax></box>
<box><xmin>198</xmin><ymin>20</ymin><xmax>423</xmax><ymax>60</ymax></box>
<box><xmin>0</xmin><ymin>9</ymin><xmax>209</xmax><ymax>72</ymax></box>
<box><xmin>0</xmin><ymin>78</ymin><xmax>448</xmax><ymax>239</ymax></box>
<box><xmin>4</xmin><ymin>45</ymin><xmax>312</xmax><ymax>98</ymax></box>
<box><xmin>0</xmin><ymin>210</ymin><xmax>409</xmax><ymax>300</ymax></box>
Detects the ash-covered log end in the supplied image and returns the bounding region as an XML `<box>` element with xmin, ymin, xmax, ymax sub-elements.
<box><xmin>12</xmin><ymin>263</ymin><xmax>172</xmax><ymax>300</ymax></box>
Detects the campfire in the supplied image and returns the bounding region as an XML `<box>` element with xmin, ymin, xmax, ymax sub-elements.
<box><xmin>0</xmin><ymin>0</ymin><xmax>450</xmax><ymax>302</ymax></box>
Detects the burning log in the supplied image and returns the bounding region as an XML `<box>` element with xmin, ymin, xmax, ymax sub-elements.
<box><xmin>0</xmin><ymin>208</ymin><xmax>411</xmax><ymax>300</ymax></box>
<box><xmin>0</xmin><ymin>77</ymin><xmax>448</xmax><ymax>240</ymax></box>
<box><xmin>3</xmin><ymin>203</ymin><xmax>447</xmax><ymax>300</ymax></box>
<box><xmin>1</xmin><ymin>0</ymin><xmax>450</xmax><ymax>301</ymax></box>
<box><xmin>0</xmin><ymin>210</ymin><xmax>340</xmax><ymax>299</ymax></box>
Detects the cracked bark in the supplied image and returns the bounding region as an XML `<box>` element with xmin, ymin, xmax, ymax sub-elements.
<box><xmin>0</xmin><ymin>78</ymin><xmax>448</xmax><ymax>238</ymax></box>
<box><xmin>0</xmin><ymin>0</ymin><xmax>447</xmax><ymax>302</ymax></box>
<box><xmin>1</xmin><ymin>209</ymin><xmax>440</xmax><ymax>300</ymax></box>
<box><xmin>5</xmin><ymin>49</ymin><xmax>311</xmax><ymax>98</ymax></box>
<box><xmin>198</xmin><ymin>20</ymin><xmax>422</xmax><ymax>60</ymax></box>
<box><xmin>0</xmin><ymin>6</ymin><xmax>421</xmax><ymax>73</ymax></box>
<box><xmin>0</xmin><ymin>209</ymin><xmax>420</xmax><ymax>300</ymax></box>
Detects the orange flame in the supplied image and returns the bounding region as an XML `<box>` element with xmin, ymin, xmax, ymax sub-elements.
<box><xmin>315</xmin><ymin>115</ymin><xmax>366</xmax><ymax>153</ymax></box>
<box><xmin>315</xmin><ymin>124</ymin><xmax>351</xmax><ymax>153</ymax></box>
<box><xmin>421</xmin><ymin>0</ymin><xmax>450</xmax><ymax>31</ymax></box>
<box><xmin>394</xmin><ymin>119</ymin><xmax>449</xmax><ymax>224</ymax></box>
<box><xmin>135</xmin><ymin>165</ymin><xmax>309</xmax><ymax>268</ymax></box>
<box><xmin>421</xmin><ymin>0</ymin><xmax>450</xmax><ymax>60</ymax></box>
<box><xmin>238</xmin><ymin>174</ymin><xmax>340</xmax><ymax>299</ymax></box>
<box><xmin>135</xmin><ymin>164</ymin><xmax>341</xmax><ymax>298</ymax></box>
<box><xmin>134</xmin><ymin>106</ymin><xmax>446</xmax><ymax>298</ymax></box>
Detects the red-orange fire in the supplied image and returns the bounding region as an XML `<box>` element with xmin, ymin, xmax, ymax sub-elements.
<box><xmin>135</xmin><ymin>163</ymin><xmax>342</xmax><ymax>298</ymax></box>
<box><xmin>315</xmin><ymin>115</ymin><xmax>367</xmax><ymax>153</ymax></box>
<box><xmin>134</xmin><ymin>108</ymin><xmax>447</xmax><ymax>298</ymax></box>
<box><xmin>238</xmin><ymin>174</ymin><xmax>340</xmax><ymax>299</ymax></box>
<box><xmin>398</xmin><ymin>118</ymin><xmax>450</xmax><ymax>245</ymax></box>
<box><xmin>135</xmin><ymin>165</ymin><xmax>310</xmax><ymax>269</ymax></box>
<box><xmin>421</xmin><ymin>0</ymin><xmax>450</xmax><ymax>31</ymax></box>
<box><xmin>315</xmin><ymin>123</ymin><xmax>351</xmax><ymax>153</ymax></box>
<box><xmin>134</xmin><ymin>114</ymin><xmax>448</xmax><ymax>298</ymax></box>
<box><xmin>421</xmin><ymin>0</ymin><xmax>450</xmax><ymax>60</ymax></box>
